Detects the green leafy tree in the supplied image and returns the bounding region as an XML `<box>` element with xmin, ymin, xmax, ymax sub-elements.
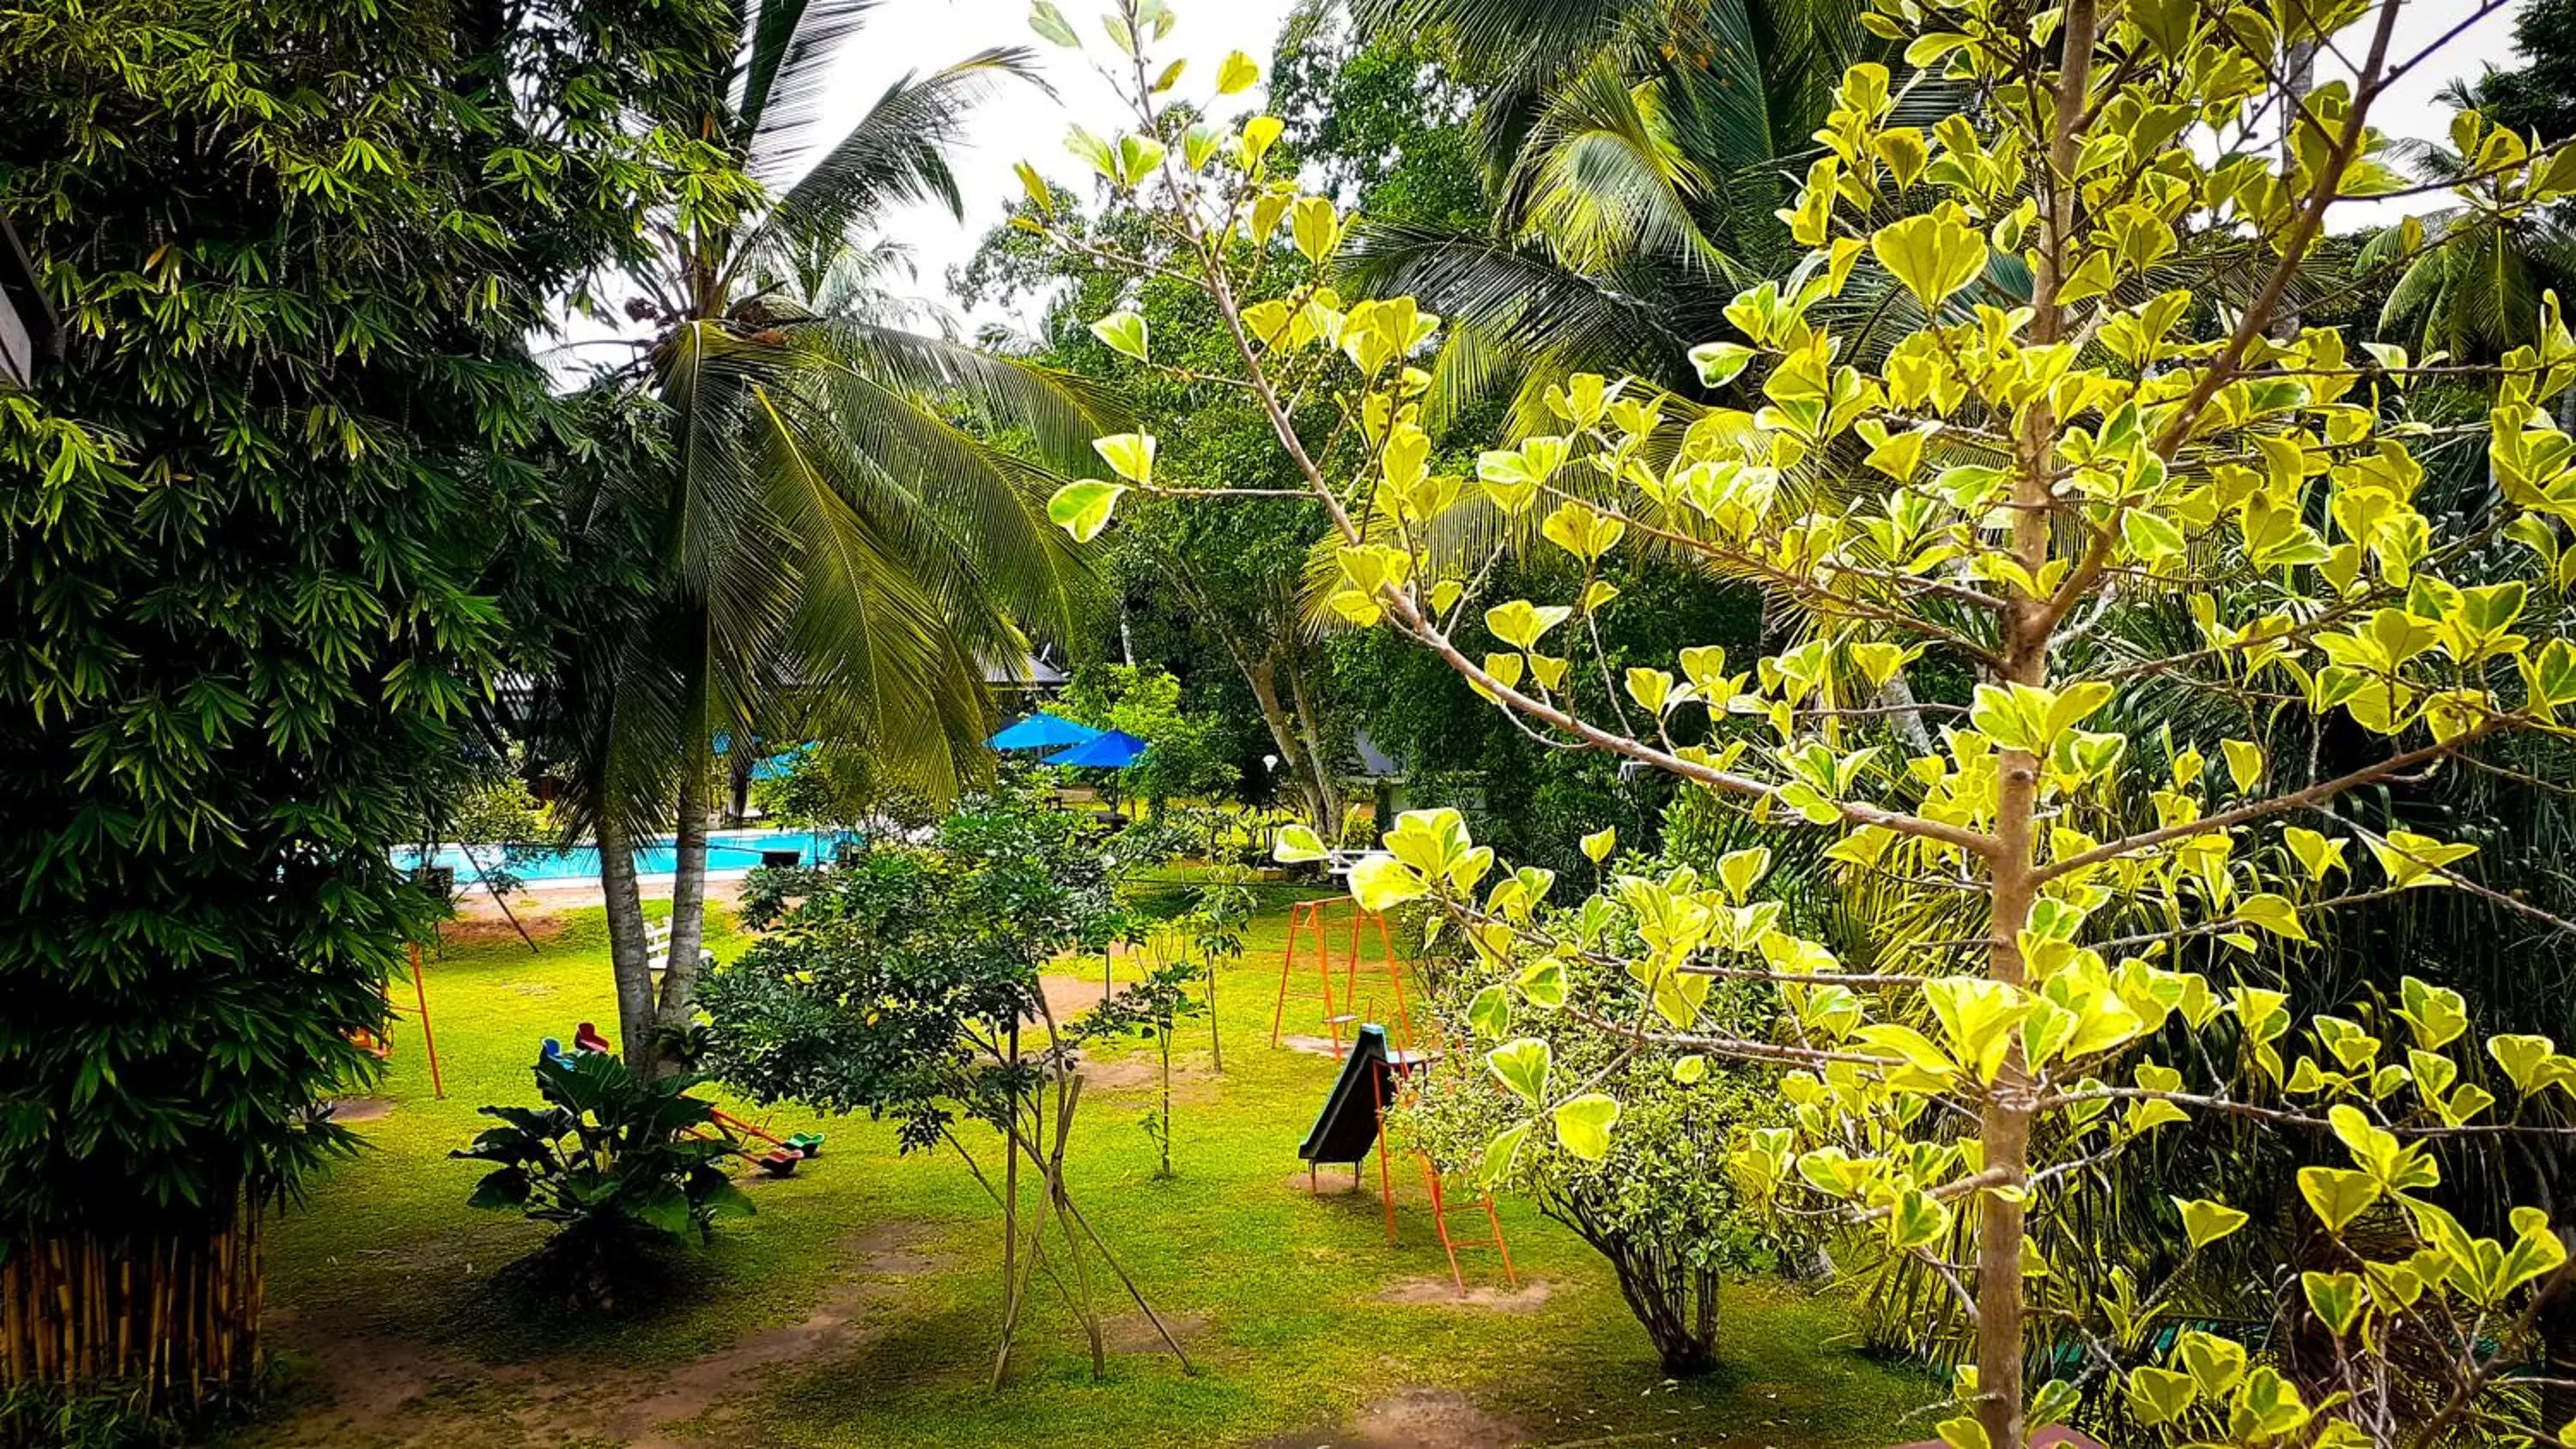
<box><xmin>532</xmin><ymin>0</ymin><xmax>1113</xmax><ymax>1078</ymax></box>
<box><xmin>699</xmin><ymin>779</ymin><xmax>1190</xmax><ymax>1382</ymax></box>
<box><xmin>750</xmin><ymin>741</ymin><xmax>938</xmax><ymax>837</ymax></box>
<box><xmin>1333</xmin><ymin>555</ymin><xmax>1765</xmax><ymax>890</ymax></box>
<box><xmin>0</xmin><ymin>0</ymin><xmax>728</xmax><ymax>1411</ymax></box>
<box><xmin>1344</xmin><ymin>0</ymin><xmax>1876</xmax><ymax>416</ymax></box>
<box><xmin>1072</xmin><ymin>957</ymin><xmax>1205</xmax><ymax>1178</ymax></box>
<box><xmin>1186</xmin><ymin>875</ymin><xmax>1256</xmax><ymax>1070</ymax></box>
<box><xmin>2473</xmin><ymin>0</ymin><xmax>2576</xmax><ymax>143</ymax></box>
<box><xmin>2366</xmin><ymin>93</ymin><xmax>2576</xmax><ymax>367</ymax></box>
<box><xmin>1030</xmin><ymin>4</ymin><xmax>2576</xmax><ymax>1446</ymax></box>
<box><xmin>1060</xmin><ymin>662</ymin><xmax>1238</xmax><ymax>815</ymax></box>
<box><xmin>961</xmin><ymin>23</ymin><xmax>1479</xmax><ymax>840</ymax></box>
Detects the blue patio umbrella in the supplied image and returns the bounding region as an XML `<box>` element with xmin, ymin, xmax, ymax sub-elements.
<box><xmin>750</xmin><ymin>743</ymin><xmax>812</xmax><ymax>781</ymax></box>
<box><xmin>989</xmin><ymin>712</ymin><xmax>1102</xmax><ymax>750</ymax></box>
<box><xmin>1042</xmin><ymin>729</ymin><xmax>1149</xmax><ymax>768</ymax></box>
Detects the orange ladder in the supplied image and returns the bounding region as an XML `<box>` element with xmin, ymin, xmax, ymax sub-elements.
<box><xmin>1418</xmin><ymin>1156</ymin><xmax>1517</xmax><ymax>1296</ymax></box>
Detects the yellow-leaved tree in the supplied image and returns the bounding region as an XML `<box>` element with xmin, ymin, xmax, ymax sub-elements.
<box><xmin>1024</xmin><ymin>0</ymin><xmax>2576</xmax><ymax>1443</ymax></box>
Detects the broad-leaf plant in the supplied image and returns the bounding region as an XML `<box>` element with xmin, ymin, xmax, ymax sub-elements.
<box><xmin>454</xmin><ymin>1050</ymin><xmax>754</xmax><ymax>1312</ymax></box>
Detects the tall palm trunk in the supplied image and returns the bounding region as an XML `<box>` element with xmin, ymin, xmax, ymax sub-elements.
<box><xmin>598</xmin><ymin>810</ymin><xmax>658</xmax><ymax>1067</ymax></box>
<box><xmin>653</xmin><ymin>758</ymin><xmax>714</xmax><ymax>1077</ymax></box>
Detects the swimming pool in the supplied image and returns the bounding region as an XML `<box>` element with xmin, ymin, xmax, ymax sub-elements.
<box><xmin>394</xmin><ymin>828</ymin><xmax>859</xmax><ymax>884</ymax></box>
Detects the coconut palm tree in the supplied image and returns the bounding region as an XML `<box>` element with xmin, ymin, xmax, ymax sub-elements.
<box><xmin>2367</xmin><ymin>82</ymin><xmax>2576</xmax><ymax>367</ymax></box>
<box><xmin>546</xmin><ymin>0</ymin><xmax>1112</xmax><ymax>1076</ymax></box>
<box><xmin>1342</xmin><ymin>0</ymin><xmax>1874</xmax><ymax>427</ymax></box>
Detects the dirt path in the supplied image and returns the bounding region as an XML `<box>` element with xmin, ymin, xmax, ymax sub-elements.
<box><xmin>256</xmin><ymin>1222</ymin><xmax>945</xmax><ymax>1449</ymax></box>
<box><xmin>1256</xmin><ymin>1388</ymin><xmax>1531</xmax><ymax>1448</ymax></box>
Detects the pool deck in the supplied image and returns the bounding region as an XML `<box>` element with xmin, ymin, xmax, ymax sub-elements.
<box><xmin>443</xmin><ymin>870</ymin><xmax>749</xmax><ymax>932</ymax></box>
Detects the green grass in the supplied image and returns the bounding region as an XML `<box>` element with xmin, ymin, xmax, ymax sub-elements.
<box><xmin>222</xmin><ymin>895</ymin><xmax>1930</xmax><ymax>1448</ymax></box>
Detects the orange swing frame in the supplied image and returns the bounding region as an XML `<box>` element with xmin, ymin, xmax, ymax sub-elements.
<box><xmin>1271</xmin><ymin>897</ymin><xmax>1415</xmax><ymax>1057</ymax></box>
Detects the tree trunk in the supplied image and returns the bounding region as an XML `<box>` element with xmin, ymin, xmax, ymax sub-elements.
<box><xmin>993</xmin><ymin>1027</ymin><xmax>1025</xmax><ymax>1388</ymax></box>
<box><xmin>1247</xmin><ymin>655</ymin><xmax>1335</xmax><ymax>836</ymax></box>
<box><xmin>2543</xmin><ymin>1262</ymin><xmax>2576</xmax><ymax>1446</ymax></box>
<box><xmin>1157</xmin><ymin>1033</ymin><xmax>1174</xmax><ymax>1179</ymax></box>
<box><xmin>1207</xmin><ymin>961</ymin><xmax>1224</xmax><ymax>1072</ymax></box>
<box><xmin>1</xmin><ymin>1206</ymin><xmax>262</xmax><ymax>1415</ymax></box>
<box><xmin>724</xmin><ymin>746</ymin><xmax>753</xmax><ymax>828</ymax></box>
<box><xmin>2270</xmin><ymin>36</ymin><xmax>2320</xmax><ymax>340</ymax></box>
<box><xmin>1877</xmin><ymin>672</ymin><xmax>1935</xmax><ymax>755</ymax></box>
<box><xmin>1966</xmin><ymin>3</ymin><xmax>2091</xmax><ymax>1440</ymax></box>
<box><xmin>1977</xmin><ymin>699</ymin><xmax>2041</xmax><ymax>1449</ymax></box>
<box><xmin>598</xmin><ymin>810</ymin><xmax>656</xmax><ymax>1069</ymax></box>
<box><xmin>1577</xmin><ymin>1216</ymin><xmax>1721</xmax><ymax>1376</ymax></box>
<box><xmin>651</xmin><ymin>764</ymin><xmax>711</xmax><ymax>1078</ymax></box>
<box><xmin>1284</xmin><ymin>656</ymin><xmax>1344</xmax><ymax>835</ymax></box>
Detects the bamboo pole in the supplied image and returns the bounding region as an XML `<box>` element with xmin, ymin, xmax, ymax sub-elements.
<box><xmin>3</xmin><ymin>1203</ymin><xmax>263</xmax><ymax>1414</ymax></box>
<box><xmin>411</xmin><ymin>942</ymin><xmax>446</xmax><ymax>1099</ymax></box>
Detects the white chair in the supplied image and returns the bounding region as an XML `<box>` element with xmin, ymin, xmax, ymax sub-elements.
<box><xmin>643</xmin><ymin>918</ymin><xmax>672</xmax><ymax>988</ymax></box>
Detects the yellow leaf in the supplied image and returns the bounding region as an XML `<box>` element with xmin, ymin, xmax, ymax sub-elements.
<box><xmin>1347</xmin><ymin>854</ymin><xmax>1428</xmax><ymax>912</ymax></box>
<box><xmin>1871</xmin><ymin>209</ymin><xmax>1988</xmax><ymax>309</ymax></box>
<box><xmin>1046</xmin><ymin>479</ymin><xmax>1125</xmax><ymax>541</ymax></box>
<box><xmin>1485</xmin><ymin>599</ymin><xmax>1571</xmax><ymax>651</ymax></box>
<box><xmin>1091</xmin><ymin>432</ymin><xmax>1156</xmax><ymax>484</ymax></box>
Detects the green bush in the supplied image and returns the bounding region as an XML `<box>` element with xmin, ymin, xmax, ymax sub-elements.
<box><xmin>1403</xmin><ymin>887</ymin><xmax>1786</xmax><ymax>1375</ymax></box>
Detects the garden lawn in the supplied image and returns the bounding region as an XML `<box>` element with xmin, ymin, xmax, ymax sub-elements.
<box><xmin>220</xmin><ymin>894</ymin><xmax>1930</xmax><ymax>1449</ymax></box>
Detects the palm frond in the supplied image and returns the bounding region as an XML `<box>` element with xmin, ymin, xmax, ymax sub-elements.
<box><xmin>737</xmin><ymin>0</ymin><xmax>883</xmax><ymax>161</ymax></box>
<box><xmin>1499</xmin><ymin>64</ymin><xmax>1724</xmax><ymax>275</ymax></box>
<box><xmin>748</xmin><ymin>384</ymin><xmax>994</xmax><ymax>797</ymax></box>
<box><xmin>653</xmin><ymin>324</ymin><xmax>801</xmax><ymax>682</ymax></box>
<box><xmin>800</xmin><ymin>343</ymin><xmax>1096</xmax><ymax>643</ymax></box>
<box><xmin>1343</xmin><ymin>220</ymin><xmax>1695</xmax><ymax>382</ymax></box>
<box><xmin>749</xmin><ymin>47</ymin><xmax>1041</xmax><ymax>262</ymax></box>
<box><xmin>822</xmin><ymin>320</ymin><xmax>1127</xmax><ymax>472</ymax></box>
<box><xmin>1352</xmin><ymin>0</ymin><xmax>1662</xmax><ymax>80</ymax></box>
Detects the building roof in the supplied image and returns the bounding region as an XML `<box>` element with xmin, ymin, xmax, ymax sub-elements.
<box><xmin>1352</xmin><ymin>729</ymin><xmax>1405</xmax><ymax>779</ymax></box>
<box><xmin>984</xmin><ymin>651</ymin><xmax>1069</xmax><ymax>687</ymax></box>
<box><xmin>0</xmin><ymin>217</ymin><xmax>60</xmax><ymax>382</ymax></box>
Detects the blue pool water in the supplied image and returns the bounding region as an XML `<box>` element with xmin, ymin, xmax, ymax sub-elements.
<box><xmin>395</xmin><ymin>828</ymin><xmax>858</xmax><ymax>883</ymax></box>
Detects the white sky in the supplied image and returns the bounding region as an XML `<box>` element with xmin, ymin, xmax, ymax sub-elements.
<box><xmin>808</xmin><ymin>0</ymin><xmax>1304</xmax><ymax>339</ymax></box>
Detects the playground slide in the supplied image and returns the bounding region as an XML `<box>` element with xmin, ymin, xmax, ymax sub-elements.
<box><xmin>1298</xmin><ymin>1023</ymin><xmax>1397</xmax><ymax>1167</ymax></box>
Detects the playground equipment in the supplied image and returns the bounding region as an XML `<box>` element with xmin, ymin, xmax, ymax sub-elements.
<box><xmin>1271</xmin><ymin>897</ymin><xmax>1413</xmax><ymax>1057</ymax></box>
<box><xmin>1296</xmin><ymin>1023</ymin><xmax>1515</xmax><ymax>1294</ymax></box>
<box><xmin>538</xmin><ymin>1031</ymin><xmax>826</xmax><ymax>1177</ymax></box>
<box><xmin>354</xmin><ymin>941</ymin><xmax>446</xmax><ymax>1097</ymax></box>
<box><xmin>1415</xmin><ymin>1155</ymin><xmax>1518</xmax><ymax>1296</ymax></box>
<box><xmin>712</xmin><ymin>1106</ymin><xmax>824</xmax><ymax>1175</ymax></box>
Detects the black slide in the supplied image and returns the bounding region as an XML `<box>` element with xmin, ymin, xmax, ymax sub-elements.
<box><xmin>1299</xmin><ymin>1023</ymin><xmax>1395</xmax><ymax>1167</ymax></box>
